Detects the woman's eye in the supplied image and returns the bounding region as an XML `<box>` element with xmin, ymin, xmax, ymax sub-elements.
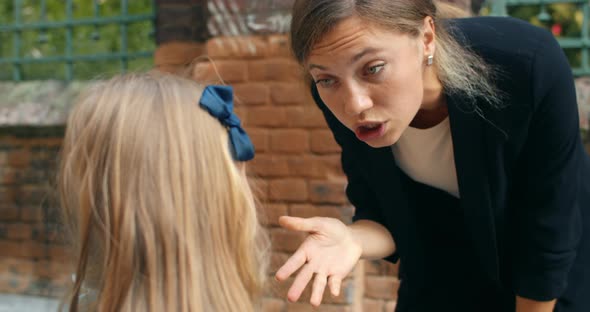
<box><xmin>315</xmin><ymin>78</ymin><xmax>336</xmax><ymax>88</ymax></box>
<box><xmin>366</xmin><ymin>64</ymin><xmax>385</xmax><ymax>75</ymax></box>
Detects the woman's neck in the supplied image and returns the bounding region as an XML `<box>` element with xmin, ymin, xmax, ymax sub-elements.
<box><xmin>411</xmin><ymin>75</ymin><xmax>447</xmax><ymax>129</ymax></box>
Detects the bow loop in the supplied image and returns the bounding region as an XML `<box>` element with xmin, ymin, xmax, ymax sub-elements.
<box><xmin>199</xmin><ymin>85</ymin><xmax>255</xmax><ymax>161</ymax></box>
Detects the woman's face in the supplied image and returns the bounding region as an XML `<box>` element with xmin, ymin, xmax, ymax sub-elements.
<box><xmin>307</xmin><ymin>16</ymin><xmax>435</xmax><ymax>148</ymax></box>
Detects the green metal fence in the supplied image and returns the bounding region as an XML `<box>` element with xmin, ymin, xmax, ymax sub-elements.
<box><xmin>487</xmin><ymin>0</ymin><xmax>590</xmax><ymax>76</ymax></box>
<box><xmin>0</xmin><ymin>0</ymin><xmax>156</xmax><ymax>81</ymax></box>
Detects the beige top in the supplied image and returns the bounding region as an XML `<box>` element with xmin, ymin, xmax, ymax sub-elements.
<box><xmin>391</xmin><ymin>117</ymin><xmax>460</xmax><ymax>198</ymax></box>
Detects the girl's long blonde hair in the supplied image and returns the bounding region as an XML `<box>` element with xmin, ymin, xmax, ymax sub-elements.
<box><xmin>58</xmin><ymin>72</ymin><xmax>269</xmax><ymax>312</ymax></box>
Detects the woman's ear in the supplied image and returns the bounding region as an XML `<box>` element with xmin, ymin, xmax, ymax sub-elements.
<box><xmin>422</xmin><ymin>16</ymin><xmax>436</xmax><ymax>58</ymax></box>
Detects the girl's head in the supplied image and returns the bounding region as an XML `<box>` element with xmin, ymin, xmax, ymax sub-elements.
<box><xmin>290</xmin><ymin>0</ymin><xmax>496</xmax><ymax>147</ymax></box>
<box><xmin>58</xmin><ymin>72</ymin><xmax>268</xmax><ymax>311</ymax></box>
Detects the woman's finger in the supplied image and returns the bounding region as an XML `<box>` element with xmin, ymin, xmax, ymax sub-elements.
<box><xmin>287</xmin><ymin>264</ymin><xmax>314</xmax><ymax>303</ymax></box>
<box><xmin>328</xmin><ymin>275</ymin><xmax>342</xmax><ymax>297</ymax></box>
<box><xmin>310</xmin><ymin>272</ymin><xmax>328</xmax><ymax>307</ymax></box>
<box><xmin>275</xmin><ymin>249</ymin><xmax>307</xmax><ymax>281</ymax></box>
<box><xmin>278</xmin><ymin>216</ymin><xmax>321</xmax><ymax>233</ymax></box>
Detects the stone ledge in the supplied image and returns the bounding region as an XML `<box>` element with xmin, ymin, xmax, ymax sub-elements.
<box><xmin>0</xmin><ymin>81</ymin><xmax>89</xmax><ymax>127</ymax></box>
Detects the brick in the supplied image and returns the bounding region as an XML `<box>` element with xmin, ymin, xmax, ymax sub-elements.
<box><xmin>17</xmin><ymin>187</ymin><xmax>50</xmax><ymax>206</ymax></box>
<box><xmin>310</xmin><ymin>130</ymin><xmax>341</xmax><ymax>154</ymax></box>
<box><xmin>249</xmin><ymin>178</ymin><xmax>269</xmax><ymax>202</ymax></box>
<box><xmin>20</xmin><ymin>206</ymin><xmax>43</xmax><ymax>222</ymax></box>
<box><xmin>286</xmin><ymin>106</ymin><xmax>329</xmax><ymax>129</ymax></box>
<box><xmin>5</xmin><ymin>223</ymin><xmax>33</xmax><ymax>240</ymax></box>
<box><xmin>289</xmin><ymin>204</ymin><xmax>343</xmax><ymax>220</ymax></box>
<box><xmin>262</xmin><ymin>297</ymin><xmax>285</xmax><ymax>312</ymax></box>
<box><xmin>33</xmin><ymin>224</ymin><xmax>64</xmax><ymax>244</ymax></box>
<box><xmin>0</xmin><ymin>240</ymin><xmax>47</xmax><ymax>259</ymax></box>
<box><xmin>284</xmin><ymin>156</ymin><xmax>321</xmax><ymax>178</ymax></box>
<box><xmin>234</xmin><ymin>83</ymin><xmax>270</xmax><ymax>106</ymax></box>
<box><xmin>0</xmin><ymin>205</ymin><xmax>20</xmax><ymax>221</ymax></box>
<box><xmin>270</xmin><ymin>228</ymin><xmax>306</xmax><ymax>253</ymax></box>
<box><xmin>270</xmin><ymin>130</ymin><xmax>309</xmax><ymax>153</ymax></box>
<box><xmin>154</xmin><ymin>42</ymin><xmax>206</xmax><ymax>67</ymax></box>
<box><xmin>207</xmin><ymin>36</ymin><xmax>269</xmax><ymax>59</ymax></box>
<box><xmin>244</xmin><ymin>128</ymin><xmax>269</xmax><ymax>152</ymax></box>
<box><xmin>0</xmin><ymin>258</ymin><xmax>34</xmax><ymax>275</ymax></box>
<box><xmin>363</xmin><ymin>298</ymin><xmax>385</xmax><ymax>312</ymax></box>
<box><xmin>268</xmin><ymin>35</ymin><xmax>291</xmax><ymax>57</ymax></box>
<box><xmin>35</xmin><ymin>260</ymin><xmax>71</xmax><ymax>279</ymax></box>
<box><xmin>0</xmin><ymin>187</ymin><xmax>16</xmax><ymax>203</ymax></box>
<box><xmin>385</xmin><ymin>300</ymin><xmax>397</xmax><ymax>312</ymax></box>
<box><xmin>0</xmin><ymin>272</ymin><xmax>34</xmax><ymax>294</ymax></box>
<box><xmin>364</xmin><ymin>260</ymin><xmax>399</xmax><ymax>277</ymax></box>
<box><xmin>7</xmin><ymin>149</ymin><xmax>31</xmax><ymax>168</ymax></box>
<box><xmin>248</xmin><ymin>155</ymin><xmax>289</xmax><ymax>178</ymax></box>
<box><xmin>269</xmin><ymin>179</ymin><xmax>308</xmax><ymax>202</ymax></box>
<box><xmin>234</xmin><ymin>107</ymin><xmax>248</xmax><ymax>123</ymax></box>
<box><xmin>286</xmin><ymin>303</ymin><xmax>351</xmax><ymax>312</ymax></box>
<box><xmin>309</xmin><ymin>181</ymin><xmax>347</xmax><ymax>204</ymax></box>
<box><xmin>0</xmin><ymin>168</ymin><xmax>18</xmax><ymax>185</ymax></box>
<box><xmin>192</xmin><ymin>61</ymin><xmax>220</xmax><ymax>83</ymax></box>
<box><xmin>193</xmin><ymin>60</ymin><xmax>248</xmax><ymax>83</ymax></box>
<box><xmin>249</xmin><ymin>59</ymin><xmax>303</xmax><ymax>82</ymax></box>
<box><xmin>270</xmin><ymin>252</ymin><xmax>290</xmax><ymax>274</ymax></box>
<box><xmin>271</xmin><ymin>82</ymin><xmax>309</xmax><ymax>106</ymax></box>
<box><xmin>365</xmin><ymin>276</ymin><xmax>400</xmax><ymax>300</ymax></box>
<box><xmin>261</xmin><ymin>203</ymin><xmax>287</xmax><ymax>227</ymax></box>
<box><xmin>246</xmin><ymin>107</ymin><xmax>289</xmax><ymax>127</ymax></box>
<box><xmin>48</xmin><ymin>246</ymin><xmax>70</xmax><ymax>262</ymax></box>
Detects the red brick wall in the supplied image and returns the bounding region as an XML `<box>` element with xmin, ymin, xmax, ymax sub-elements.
<box><xmin>0</xmin><ymin>130</ymin><xmax>70</xmax><ymax>297</ymax></box>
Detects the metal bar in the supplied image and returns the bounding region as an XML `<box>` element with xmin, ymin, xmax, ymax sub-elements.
<box><xmin>120</xmin><ymin>0</ymin><xmax>129</xmax><ymax>72</ymax></box>
<box><xmin>557</xmin><ymin>38</ymin><xmax>590</xmax><ymax>48</ymax></box>
<box><xmin>0</xmin><ymin>15</ymin><xmax>155</xmax><ymax>32</ymax></box>
<box><xmin>0</xmin><ymin>51</ymin><xmax>154</xmax><ymax>64</ymax></box>
<box><xmin>491</xmin><ymin>0</ymin><xmax>508</xmax><ymax>16</ymax></box>
<box><xmin>12</xmin><ymin>0</ymin><xmax>22</xmax><ymax>81</ymax></box>
<box><xmin>506</xmin><ymin>0</ymin><xmax>586</xmax><ymax>5</ymax></box>
<box><xmin>581</xmin><ymin>3</ymin><xmax>589</xmax><ymax>73</ymax></box>
<box><xmin>65</xmin><ymin>0</ymin><xmax>73</xmax><ymax>81</ymax></box>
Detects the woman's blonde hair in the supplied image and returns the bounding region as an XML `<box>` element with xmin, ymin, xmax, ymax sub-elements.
<box><xmin>290</xmin><ymin>0</ymin><xmax>499</xmax><ymax>106</ymax></box>
<box><xmin>58</xmin><ymin>72</ymin><xmax>269</xmax><ymax>311</ymax></box>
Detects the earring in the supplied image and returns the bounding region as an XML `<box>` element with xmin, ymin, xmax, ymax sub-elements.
<box><xmin>427</xmin><ymin>55</ymin><xmax>434</xmax><ymax>66</ymax></box>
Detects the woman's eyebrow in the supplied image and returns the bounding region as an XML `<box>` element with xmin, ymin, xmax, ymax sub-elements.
<box><xmin>308</xmin><ymin>47</ymin><xmax>381</xmax><ymax>71</ymax></box>
<box><xmin>350</xmin><ymin>47</ymin><xmax>380</xmax><ymax>65</ymax></box>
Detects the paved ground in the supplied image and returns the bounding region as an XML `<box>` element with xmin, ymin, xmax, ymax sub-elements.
<box><xmin>0</xmin><ymin>294</ymin><xmax>59</xmax><ymax>312</ymax></box>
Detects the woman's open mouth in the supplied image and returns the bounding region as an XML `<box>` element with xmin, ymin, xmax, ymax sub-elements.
<box><xmin>355</xmin><ymin>122</ymin><xmax>385</xmax><ymax>142</ymax></box>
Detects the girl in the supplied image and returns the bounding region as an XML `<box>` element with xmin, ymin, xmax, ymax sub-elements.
<box><xmin>58</xmin><ymin>72</ymin><xmax>268</xmax><ymax>311</ymax></box>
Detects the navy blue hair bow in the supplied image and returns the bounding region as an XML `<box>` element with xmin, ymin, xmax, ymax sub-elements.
<box><xmin>199</xmin><ymin>85</ymin><xmax>255</xmax><ymax>161</ymax></box>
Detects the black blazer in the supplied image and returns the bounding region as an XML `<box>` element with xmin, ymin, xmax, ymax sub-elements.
<box><xmin>312</xmin><ymin>17</ymin><xmax>590</xmax><ymax>312</ymax></box>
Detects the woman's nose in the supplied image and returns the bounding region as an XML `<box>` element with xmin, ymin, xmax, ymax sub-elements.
<box><xmin>343</xmin><ymin>85</ymin><xmax>373</xmax><ymax>116</ymax></box>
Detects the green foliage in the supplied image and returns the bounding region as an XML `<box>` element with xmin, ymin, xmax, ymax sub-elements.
<box><xmin>481</xmin><ymin>2</ymin><xmax>587</xmax><ymax>69</ymax></box>
<box><xmin>0</xmin><ymin>0</ymin><xmax>155</xmax><ymax>81</ymax></box>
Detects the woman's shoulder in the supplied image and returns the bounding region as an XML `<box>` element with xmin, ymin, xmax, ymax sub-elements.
<box><xmin>448</xmin><ymin>16</ymin><xmax>557</xmax><ymax>62</ymax></box>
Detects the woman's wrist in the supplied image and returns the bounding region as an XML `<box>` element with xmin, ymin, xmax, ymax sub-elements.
<box><xmin>347</xmin><ymin>224</ymin><xmax>365</xmax><ymax>259</ymax></box>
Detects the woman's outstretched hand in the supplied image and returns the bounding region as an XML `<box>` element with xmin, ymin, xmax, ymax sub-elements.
<box><xmin>275</xmin><ymin>216</ymin><xmax>363</xmax><ymax>307</ymax></box>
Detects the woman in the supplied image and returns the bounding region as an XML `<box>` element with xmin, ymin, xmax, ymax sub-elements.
<box><xmin>276</xmin><ymin>1</ymin><xmax>590</xmax><ymax>311</ymax></box>
<box><xmin>58</xmin><ymin>72</ymin><xmax>268</xmax><ymax>311</ymax></box>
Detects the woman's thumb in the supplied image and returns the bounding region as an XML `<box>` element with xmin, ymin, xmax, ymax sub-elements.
<box><xmin>278</xmin><ymin>216</ymin><xmax>318</xmax><ymax>232</ymax></box>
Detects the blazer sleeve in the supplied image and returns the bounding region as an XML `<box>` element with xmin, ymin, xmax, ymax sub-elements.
<box><xmin>311</xmin><ymin>86</ymin><xmax>399</xmax><ymax>263</ymax></box>
<box><xmin>511</xmin><ymin>29</ymin><xmax>584</xmax><ymax>301</ymax></box>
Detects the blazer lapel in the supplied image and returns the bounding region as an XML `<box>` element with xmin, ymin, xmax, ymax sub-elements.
<box><xmin>448</xmin><ymin>95</ymin><xmax>500</xmax><ymax>283</ymax></box>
